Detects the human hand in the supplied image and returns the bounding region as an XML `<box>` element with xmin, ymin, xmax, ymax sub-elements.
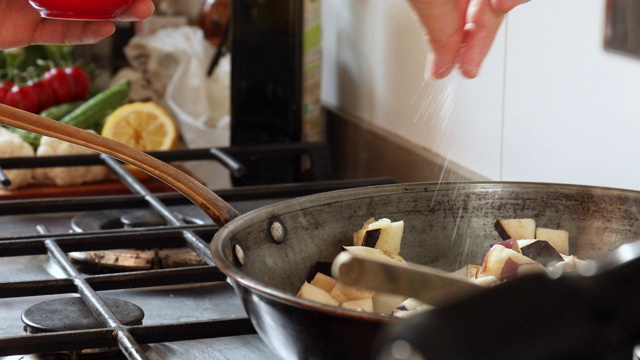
<box><xmin>0</xmin><ymin>0</ymin><xmax>154</xmax><ymax>50</ymax></box>
<box><xmin>408</xmin><ymin>0</ymin><xmax>529</xmax><ymax>79</ymax></box>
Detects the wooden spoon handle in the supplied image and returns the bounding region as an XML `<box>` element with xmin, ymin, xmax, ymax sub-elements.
<box><xmin>0</xmin><ymin>103</ymin><xmax>240</xmax><ymax>227</ymax></box>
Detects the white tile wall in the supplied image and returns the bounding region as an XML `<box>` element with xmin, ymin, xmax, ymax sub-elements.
<box><xmin>322</xmin><ymin>0</ymin><xmax>640</xmax><ymax>190</ymax></box>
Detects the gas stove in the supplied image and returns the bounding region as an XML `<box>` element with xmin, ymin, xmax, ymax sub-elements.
<box><xmin>0</xmin><ymin>143</ymin><xmax>394</xmax><ymax>359</ymax></box>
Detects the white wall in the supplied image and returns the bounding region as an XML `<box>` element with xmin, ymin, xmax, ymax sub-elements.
<box><xmin>504</xmin><ymin>0</ymin><xmax>640</xmax><ymax>189</ymax></box>
<box><xmin>322</xmin><ymin>0</ymin><xmax>640</xmax><ymax>191</ymax></box>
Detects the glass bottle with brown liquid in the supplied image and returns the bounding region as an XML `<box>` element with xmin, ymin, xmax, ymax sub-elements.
<box><xmin>199</xmin><ymin>0</ymin><xmax>231</xmax><ymax>48</ymax></box>
<box><xmin>230</xmin><ymin>0</ymin><xmax>323</xmax><ymax>186</ymax></box>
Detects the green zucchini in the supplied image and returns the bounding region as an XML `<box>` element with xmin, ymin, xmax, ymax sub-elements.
<box><xmin>60</xmin><ymin>79</ymin><xmax>131</xmax><ymax>131</ymax></box>
<box><xmin>14</xmin><ymin>101</ymin><xmax>83</xmax><ymax>148</ymax></box>
<box><xmin>40</xmin><ymin>101</ymin><xmax>84</xmax><ymax>120</ymax></box>
<box><xmin>12</xmin><ymin>80</ymin><xmax>131</xmax><ymax>149</ymax></box>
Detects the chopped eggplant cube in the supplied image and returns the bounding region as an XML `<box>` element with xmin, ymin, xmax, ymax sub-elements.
<box><xmin>362</xmin><ymin>229</ymin><xmax>382</xmax><ymax>248</ymax></box>
<box><xmin>520</xmin><ymin>240</ymin><xmax>564</xmax><ymax>266</ymax></box>
<box><xmin>494</xmin><ymin>218</ymin><xmax>536</xmax><ymax>240</ymax></box>
<box><xmin>495</xmin><ymin>238</ymin><xmax>521</xmax><ymax>253</ymax></box>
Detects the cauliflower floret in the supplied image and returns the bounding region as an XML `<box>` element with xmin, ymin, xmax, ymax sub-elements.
<box><xmin>34</xmin><ymin>131</ymin><xmax>109</xmax><ymax>186</ymax></box>
<box><xmin>0</xmin><ymin>127</ymin><xmax>35</xmax><ymax>189</ymax></box>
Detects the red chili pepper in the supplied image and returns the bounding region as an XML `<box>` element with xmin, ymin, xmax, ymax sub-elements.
<box><xmin>41</xmin><ymin>67</ymin><xmax>75</xmax><ymax>104</ymax></box>
<box><xmin>0</xmin><ymin>81</ymin><xmax>14</xmax><ymax>104</ymax></box>
<box><xmin>2</xmin><ymin>67</ymin><xmax>92</xmax><ymax>112</ymax></box>
<box><xmin>27</xmin><ymin>79</ymin><xmax>56</xmax><ymax>112</ymax></box>
<box><xmin>5</xmin><ymin>85</ymin><xmax>39</xmax><ymax>113</ymax></box>
<box><xmin>64</xmin><ymin>66</ymin><xmax>91</xmax><ymax>101</ymax></box>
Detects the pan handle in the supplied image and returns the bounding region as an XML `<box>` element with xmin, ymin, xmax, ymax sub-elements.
<box><xmin>0</xmin><ymin>103</ymin><xmax>240</xmax><ymax>227</ymax></box>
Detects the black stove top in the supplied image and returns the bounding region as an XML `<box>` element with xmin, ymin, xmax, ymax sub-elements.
<box><xmin>0</xmin><ymin>144</ymin><xmax>395</xmax><ymax>359</ymax></box>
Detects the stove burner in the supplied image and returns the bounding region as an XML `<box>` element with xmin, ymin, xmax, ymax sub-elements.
<box><xmin>68</xmin><ymin>248</ymin><xmax>205</xmax><ymax>272</ymax></box>
<box><xmin>23</xmin><ymin>297</ymin><xmax>144</xmax><ymax>333</ymax></box>
<box><xmin>68</xmin><ymin>206</ymin><xmax>212</xmax><ymax>271</ymax></box>
<box><xmin>70</xmin><ymin>206</ymin><xmax>211</xmax><ymax>231</ymax></box>
<box><xmin>22</xmin><ymin>297</ymin><xmax>144</xmax><ymax>358</ymax></box>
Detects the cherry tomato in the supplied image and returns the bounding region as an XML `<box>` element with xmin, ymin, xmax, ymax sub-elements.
<box><xmin>5</xmin><ymin>85</ymin><xmax>39</xmax><ymax>113</ymax></box>
<box><xmin>27</xmin><ymin>80</ymin><xmax>56</xmax><ymax>112</ymax></box>
<box><xmin>64</xmin><ymin>66</ymin><xmax>91</xmax><ymax>101</ymax></box>
<box><xmin>0</xmin><ymin>81</ymin><xmax>14</xmax><ymax>104</ymax></box>
<box><xmin>42</xmin><ymin>67</ymin><xmax>74</xmax><ymax>104</ymax></box>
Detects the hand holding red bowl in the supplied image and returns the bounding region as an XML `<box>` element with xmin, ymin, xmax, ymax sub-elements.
<box><xmin>0</xmin><ymin>0</ymin><xmax>154</xmax><ymax>50</ymax></box>
<box><xmin>27</xmin><ymin>0</ymin><xmax>136</xmax><ymax>20</ymax></box>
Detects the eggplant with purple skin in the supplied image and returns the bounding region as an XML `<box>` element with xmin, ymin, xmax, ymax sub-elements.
<box><xmin>494</xmin><ymin>218</ymin><xmax>536</xmax><ymax>240</ymax></box>
<box><xmin>353</xmin><ymin>218</ymin><xmax>404</xmax><ymax>255</ymax></box>
<box><xmin>297</xmin><ymin>281</ymin><xmax>340</xmax><ymax>306</ymax></box>
<box><xmin>535</xmin><ymin>227</ymin><xmax>570</xmax><ymax>255</ymax></box>
<box><xmin>496</xmin><ymin>238</ymin><xmax>521</xmax><ymax>253</ymax></box>
<box><xmin>298</xmin><ymin>246</ymin><xmax>408</xmax><ymax>311</ymax></box>
<box><xmin>477</xmin><ymin>244</ymin><xmax>546</xmax><ymax>281</ymax></box>
<box><xmin>362</xmin><ymin>229</ymin><xmax>381</xmax><ymax>248</ymax></box>
<box><xmin>520</xmin><ymin>240</ymin><xmax>565</xmax><ymax>267</ymax></box>
<box><xmin>392</xmin><ymin>298</ymin><xmax>432</xmax><ymax>318</ymax></box>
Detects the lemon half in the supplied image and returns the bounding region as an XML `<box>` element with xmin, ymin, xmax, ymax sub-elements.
<box><xmin>101</xmin><ymin>102</ymin><xmax>178</xmax><ymax>151</ymax></box>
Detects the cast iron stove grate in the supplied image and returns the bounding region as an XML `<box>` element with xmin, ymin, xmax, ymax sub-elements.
<box><xmin>0</xmin><ymin>143</ymin><xmax>395</xmax><ymax>359</ymax></box>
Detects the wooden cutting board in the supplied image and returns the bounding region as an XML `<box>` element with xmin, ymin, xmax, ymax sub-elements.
<box><xmin>0</xmin><ymin>165</ymin><xmax>199</xmax><ymax>200</ymax></box>
<box><xmin>0</xmin><ymin>179</ymin><xmax>176</xmax><ymax>200</ymax></box>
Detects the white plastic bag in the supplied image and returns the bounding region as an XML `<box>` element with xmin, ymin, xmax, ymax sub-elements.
<box><xmin>116</xmin><ymin>25</ymin><xmax>230</xmax><ymax>149</ymax></box>
<box><xmin>113</xmin><ymin>26</ymin><xmax>232</xmax><ymax>188</ymax></box>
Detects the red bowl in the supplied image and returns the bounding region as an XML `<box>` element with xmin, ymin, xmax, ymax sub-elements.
<box><xmin>28</xmin><ymin>0</ymin><xmax>135</xmax><ymax>20</ymax></box>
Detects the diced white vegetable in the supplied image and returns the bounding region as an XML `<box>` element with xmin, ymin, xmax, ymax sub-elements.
<box><xmin>392</xmin><ymin>307</ymin><xmax>431</xmax><ymax>318</ymax></box>
<box><xmin>392</xmin><ymin>298</ymin><xmax>433</xmax><ymax>318</ymax></box>
<box><xmin>309</xmin><ymin>272</ymin><xmax>337</xmax><ymax>293</ymax></box>
<box><xmin>494</xmin><ymin>218</ymin><xmax>536</xmax><ymax>240</ymax></box>
<box><xmin>452</xmin><ymin>264</ymin><xmax>481</xmax><ymax>279</ymax></box>
<box><xmin>352</xmin><ymin>218</ymin><xmax>404</xmax><ymax>255</ymax></box>
<box><xmin>477</xmin><ymin>245</ymin><xmax>546</xmax><ymax>281</ymax></box>
<box><xmin>517</xmin><ymin>239</ymin><xmax>538</xmax><ymax>248</ymax></box>
<box><xmin>535</xmin><ymin>227</ymin><xmax>570</xmax><ymax>255</ymax></box>
<box><xmin>352</xmin><ymin>217</ymin><xmax>376</xmax><ymax>246</ymax></box>
<box><xmin>574</xmin><ymin>257</ymin><xmax>595</xmax><ymax>273</ymax></box>
<box><xmin>297</xmin><ymin>282</ymin><xmax>340</xmax><ymax>306</ymax></box>
<box><xmin>329</xmin><ymin>285</ymin><xmax>351</xmax><ymax>303</ymax></box>
<box><xmin>473</xmin><ymin>275</ymin><xmax>498</xmax><ymax>287</ymax></box>
<box><xmin>372</xmin><ymin>292</ymin><xmax>407</xmax><ymax>315</ymax></box>
<box><xmin>340</xmin><ymin>298</ymin><xmax>374</xmax><ymax>312</ymax></box>
<box><xmin>331</xmin><ymin>282</ymin><xmax>375</xmax><ymax>301</ymax></box>
<box><xmin>495</xmin><ymin>238</ymin><xmax>522</xmax><ymax>253</ymax></box>
<box><xmin>374</xmin><ymin>220</ymin><xmax>404</xmax><ymax>255</ymax></box>
<box><xmin>298</xmin><ymin>216</ymin><xmax>582</xmax><ymax>319</ymax></box>
<box><xmin>550</xmin><ymin>255</ymin><xmax>594</xmax><ymax>274</ymax></box>
<box><xmin>397</xmin><ymin>297</ymin><xmax>428</xmax><ymax>311</ymax></box>
<box><xmin>342</xmin><ymin>246</ymin><xmax>407</xmax><ymax>265</ymax></box>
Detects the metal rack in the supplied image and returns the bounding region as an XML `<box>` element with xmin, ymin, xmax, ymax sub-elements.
<box><xmin>0</xmin><ymin>143</ymin><xmax>394</xmax><ymax>359</ymax></box>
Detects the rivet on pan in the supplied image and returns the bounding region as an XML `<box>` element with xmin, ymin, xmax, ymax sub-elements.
<box><xmin>270</xmin><ymin>221</ymin><xmax>285</xmax><ymax>243</ymax></box>
<box><xmin>234</xmin><ymin>244</ymin><xmax>246</xmax><ymax>266</ymax></box>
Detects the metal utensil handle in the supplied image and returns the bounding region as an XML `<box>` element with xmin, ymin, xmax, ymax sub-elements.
<box><xmin>332</xmin><ymin>252</ymin><xmax>484</xmax><ymax>307</ymax></box>
<box><xmin>0</xmin><ymin>103</ymin><xmax>240</xmax><ymax>227</ymax></box>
